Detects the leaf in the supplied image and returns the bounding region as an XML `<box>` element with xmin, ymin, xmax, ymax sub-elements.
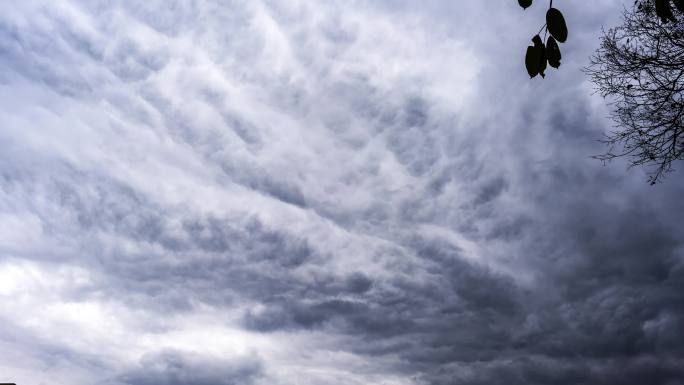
<box><xmin>673</xmin><ymin>0</ymin><xmax>684</xmax><ymax>13</ymax></box>
<box><xmin>532</xmin><ymin>35</ymin><xmax>546</xmax><ymax>78</ymax></box>
<box><xmin>655</xmin><ymin>0</ymin><xmax>677</xmax><ymax>22</ymax></box>
<box><xmin>525</xmin><ymin>46</ymin><xmax>540</xmax><ymax>78</ymax></box>
<box><xmin>546</xmin><ymin>36</ymin><xmax>561</xmax><ymax>68</ymax></box>
<box><xmin>518</xmin><ymin>0</ymin><xmax>533</xmax><ymax>9</ymax></box>
<box><xmin>546</xmin><ymin>8</ymin><xmax>568</xmax><ymax>43</ymax></box>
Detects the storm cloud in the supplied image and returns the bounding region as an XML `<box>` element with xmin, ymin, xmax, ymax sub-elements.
<box><xmin>1</xmin><ymin>1</ymin><xmax>683</xmax><ymax>384</ymax></box>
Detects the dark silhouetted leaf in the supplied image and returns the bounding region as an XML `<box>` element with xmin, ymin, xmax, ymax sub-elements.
<box><xmin>532</xmin><ymin>35</ymin><xmax>546</xmax><ymax>78</ymax></box>
<box><xmin>532</xmin><ymin>35</ymin><xmax>543</xmax><ymax>47</ymax></box>
<box><xmin>525</xmin><ymin>46</ymin><xmax>539</xmax><ymax>78</ymax></box>
<box><xmin>656</xmin><ymin>0</ymin><xmax>677</xmax><ymax>22</ymax></box>
<box><xmin>673</xmin><ymin>0</ymin><xmax>684</xmax><ymax>13</ymax></box>
<box><xmin>546</xmin><ymin>36</ymin><xmax>561</xmax><ymax>68</ymax></box>
<box><xmin>518</xmin><ymin>0</ymin><xmax>533</xmax><ymax>9</ymax></box>
<box><xmin>546</xmin><ymin>8</ymin><xmax>568</xmax><ymax>43</ymax></box>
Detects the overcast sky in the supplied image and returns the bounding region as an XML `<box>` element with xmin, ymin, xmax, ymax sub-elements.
<box><xmin>1</xmin><ymin>1</ymin><xmax>684</xmax><ymax>384</ymax></box>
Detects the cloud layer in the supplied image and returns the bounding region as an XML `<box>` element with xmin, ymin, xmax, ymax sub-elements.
<box><xmin>1</xmin><ymin>1</ymin><xmax>683</xmax><ymax>384</ymax></box>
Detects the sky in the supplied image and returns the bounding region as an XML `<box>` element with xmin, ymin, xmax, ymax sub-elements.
<box><xmin>1</xmin><ymin>1</ymin><xmax>684</xmax><ymax>384</ymax></box>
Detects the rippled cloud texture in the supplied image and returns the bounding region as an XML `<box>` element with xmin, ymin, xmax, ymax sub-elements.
<box><xmin>1</xmin><ymin>1</ymin><xmax>683</xmax><ymax>384</ymax></box>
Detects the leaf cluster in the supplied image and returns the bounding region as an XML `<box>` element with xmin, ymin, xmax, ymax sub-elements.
<box><xmin>654</xmin><ymin>0</ymin><xmax>684</xmax><ymax>23</ymax></box>
<box><xmin>519</xmin><ymin>0</ymin><xmax>568</xmax><ymax>79</ymax></box>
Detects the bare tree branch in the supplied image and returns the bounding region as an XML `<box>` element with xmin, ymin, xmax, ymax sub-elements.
<box><xmin>585</xmin><ymin>0</ymin><xmax>684</xmax><ymax>184</ymax></box>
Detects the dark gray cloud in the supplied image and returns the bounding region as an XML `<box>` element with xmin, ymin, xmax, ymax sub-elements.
<box><xmin>0</xmin><ymin>0</ymin><xmax>683</xmax><ymax>384</ymax></box>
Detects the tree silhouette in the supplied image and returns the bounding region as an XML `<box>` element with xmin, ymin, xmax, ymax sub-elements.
<box><xmin>585</xmin><ymin>0</ymin><xmax>684</xmax><ymax>184</ymax></box>
<box><xmin>518</xmin><ymin>0</ymin><xmax>684</xmax><ymax>183</ymax></box>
